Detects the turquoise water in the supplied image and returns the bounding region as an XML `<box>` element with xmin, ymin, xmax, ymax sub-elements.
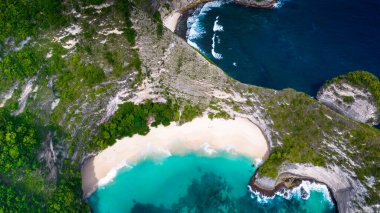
<box><xmin>186</xmin><ymin>0</ymin><xmax>380</xmax><ymax>95</ymax></box>
<box><xmin>88</xmin><ymin>154</ymin><xmax>335</xmax><ymax>212</ymax></box>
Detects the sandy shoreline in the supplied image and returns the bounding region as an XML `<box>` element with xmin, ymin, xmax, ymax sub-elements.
<box><xmin>81</xmin><ymin>116</ymin><xmax>269</xmax><ymax>197</ymax></box>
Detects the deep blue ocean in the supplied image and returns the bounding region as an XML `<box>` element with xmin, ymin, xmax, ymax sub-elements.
<box><xmin>187</xmin><ymin>0</ymin><xmax>380</xmax><ymax>95</ymax></box>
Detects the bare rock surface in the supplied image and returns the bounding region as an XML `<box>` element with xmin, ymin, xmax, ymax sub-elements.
<box><xmin>317</xmin><ymin>82</ymin><xmax>378</xmax><ymax>125</ymax></box>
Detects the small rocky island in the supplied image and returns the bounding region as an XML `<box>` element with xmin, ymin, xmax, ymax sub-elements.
<box><xmin>317</xmin><ymin>71</ymin><xmax>380</xmax><ymax>125</ymax></box>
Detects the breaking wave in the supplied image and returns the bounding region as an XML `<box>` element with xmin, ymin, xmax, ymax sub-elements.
<box><xmin>249</xmin><ymin>180</ymin><xmax>334</xmax><ymax>206</ymax></box>
<box><xmin>187</xmin><ymin>1</ymin><xmax>227</xmax><ymax>50</ymax></box>
<box><xmin>212</xmin><ymin>34</ymin><xmax>223</xmax><ymax>59</ymax></box>
<box><xmin>213</xmin><ymin>16</ymin><xmax>224</xmax><ymax>32</ymax></box>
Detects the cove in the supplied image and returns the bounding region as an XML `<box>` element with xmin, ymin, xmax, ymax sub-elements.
<box><xmin>88</xmin><ymin>154</ymin><xmax>335</xmax><ymax>212</ymax></box>
<box><xmin>186</xmin><ymin>0</ymin><xmax>380</xmax><ymax>95</ymax></box>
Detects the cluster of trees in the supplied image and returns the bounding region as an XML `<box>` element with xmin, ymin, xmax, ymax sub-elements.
<box><xmin>181</xmin><ymin>105</ymin><xmax>202</xmax><ymax>123</ymax></box>
<box><xmin>90</xmin><ymin>101</ymin><xmax>180</xmax><ymax>151</ymax></box>
<box><xmin>46</xmin><ymin>161</ymin><xmax>90</xmax><ymax>212</ymax></box>
<box><xmin>0</xmin><ymin>183</ymin><xmax>44</xmax><ymax>212</ymax></box>
<box><xmin>0</xmin><ymin>0</ymin><xmax>66</xmax><ymax>44</ymax></box>
<box><xmin>0</xmin><ymin>46</ymin><xmax>45</xmax><ymax>90</ymax></box>
<box><xmin>0</xmin><ymin>109</ymin><xmax>40</xmax><ymax>174</ymax></box>
<box><xmin>0</xmin><ymin>109</ymin><xmax>43</xmax><ymax>211</ymax></box>
<box><xmin>0</xmin><ymin>109</ymin><xmax>89</xmax><ymax>212</ymax></box>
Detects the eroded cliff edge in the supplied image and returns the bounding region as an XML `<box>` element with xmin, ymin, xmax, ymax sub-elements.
<box><xmin>317</xmin><ymin>71</ymin><xmax>380</xmax><ymax>126</ymax></box>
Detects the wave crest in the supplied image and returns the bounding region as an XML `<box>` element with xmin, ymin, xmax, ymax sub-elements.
<box><xmin>248</xmin><ymin>180</ymin><xmax>334</xmax><ymax>205</ymax></box>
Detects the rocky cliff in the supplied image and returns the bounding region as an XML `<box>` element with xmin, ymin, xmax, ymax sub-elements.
<box><xmin>317</xmin><ymin>71</ymin><xmax>379</xmax><ymax>126</ymax></box>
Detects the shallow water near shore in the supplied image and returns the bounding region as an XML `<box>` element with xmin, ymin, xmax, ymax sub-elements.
<box><xmin>88</xmin><ymin>154</ymin><xmax>335</xmax><ymax>212</ymax></box>
<box><xmin>186</xmin><ymin>0</ymin><xmax>380</xmax><ymax>95</ymax></box>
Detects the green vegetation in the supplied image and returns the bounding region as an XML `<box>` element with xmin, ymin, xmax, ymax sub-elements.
<box><xmin>81</xmin><ymin>0</ymin><xmax>106</xmax><ymax>5</ymax></box>
<box><xmin>129</xmin><ymin>50</ymin><xmax>143</xmax><ymax>85</ymax></box>
<box><xmin>0</xmin><ymin>109</ymin><xmax>89</xmax><ymax>212</ymax></box>
<box><xmin>348</xmin><ymin>127</ymin><xmax>380</xmax><ymax>204</ymax></box>
<box><xmin>342</xmin><ymin>95</ymin><xmax>354</xmax><ymax>103</ymax></box>
<box><xmin>208</xmin><ymin>100</ymin><xmax>231</xmax><ymax>120</ymax></box>
<box><xmin>233</xmin><ymin>105</ymin><xmax>240</xmax><ymax>112</ymax></box>
<box><xmin>116</xmin><ymin>0</ymin><xmax>136</xmax><ymax>45</ymax></box>
<box><xmin>0</xmin><ymin>45</ymin><xmax>45</xmax><ymax>90</ymax></box>
<box><xmin>258</xmin><ymin>89</ymin><xmax>379</xmax><ymax>206</ymax></box>
<box><xmin>90</xmin><ymin>101</ymin><xmax>180</xmax><ymax>151</ymax></box>
<box><xmin>259</xmin><ymin>91</ymin><xmax>332</xmax><ymax>178</ymax></box>
<box><xmin>327</xmin><ymin>71</ymin><xmax>380</xmax><ymax>113</ymax></box>
<box><xmin>0</xmin><ymin>0</ymin><xmax>66</xmax><ymax>44</ymax></box>
<box><xmin>0</xmin><ymin>110</ymin><xmax>40</xmax><ymax>174</ymax></box>
<box><xmin>46</xmin><ymin>161</ymin><xmax>90</xmax><ymax>212</ymax></box>
<box><xmin>181</xmin><ymin>105</ymin><xmax>202</xmax><ymax>123</ymax></box>
<box><xmin>54</xmin><ymin>54</ymin><xmax>105</xmax><ymax>103</ymax></box>
<box><xmin>152</xmin><ymin>11</ymin><xmax>164</xmax><ymax>39</ymax></box>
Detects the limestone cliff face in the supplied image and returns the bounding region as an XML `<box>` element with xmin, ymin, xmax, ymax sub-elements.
<box><xmin>317</xmin><ymin>81</ymin><xmax>378</xmax><ymax>125</ymax></box>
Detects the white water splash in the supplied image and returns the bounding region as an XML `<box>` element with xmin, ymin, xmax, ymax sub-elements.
<box><xmin>187</xmin><ymin>1</ymin><xmax>226</xmax><ymax>43</ymax></box>
<box><xmin>213</xmin><ymin>16</ymin><xmax>224</xmax><ymax>32</ymax></box>
<box><xmin>212</xmin><ymin>34</ymin><xmax>223</xmax><ymax>60</ymax></box>
<box><xmin>249</xmin><ymin>180</ymin><xmax>334</xmax><ymax>205</ymax></box>
<box><xmin>274</xmin><ymin>0</ymin><xmax>287</xmax><ymax>8</ymax></box>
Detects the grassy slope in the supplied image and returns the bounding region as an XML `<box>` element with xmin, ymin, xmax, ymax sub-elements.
<box><xmin>258</xmin><ymin>88</ymin><xmax>380</xmax><ymax>205</ymax></box>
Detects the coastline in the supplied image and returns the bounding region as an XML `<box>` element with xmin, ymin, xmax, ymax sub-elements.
<box><xmin>81</xmin><ymin>116</ymin><xmax>269</xmax><ymax>197</ymax></box>
<box><xmin>248</xmin><ymin>171</ymin><xmax>339</xmax><ymax>212</ymax></box>
<box><xmin>162</xmin><ymin>0</ymin><xmax>277</xmax><ymax>33</ymax></box>
<box><xmin>160</xmin><ymin>1</ymin><xmax>344</xmax><ymax>211</ymax></box>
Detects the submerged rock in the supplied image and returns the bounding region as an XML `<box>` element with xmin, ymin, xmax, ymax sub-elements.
<box><xmin>300</xmin><ymin>187</ymin><xmax>309</xmax><ymax>200</ymax></box>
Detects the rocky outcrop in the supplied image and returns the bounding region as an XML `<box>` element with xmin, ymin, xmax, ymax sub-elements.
<box><xmin>160</xmin><ymin>0</ymin><xmax>277</xmax><ymax>33</ymax></box>
<box><xmin>250</xmin><ymin>164</ymin><xmax>368</xmax><ymax>213</ymax></box>
<box><xmin>317</xmin><ymin>81</ymin><xmax>378</xmax><ymax>125</ymax></box>
<box><xmin>163</xmin><ymin>0</ymin><xmax>276</xmax><ymax>13</ymax></box>
<box><xmin>234</xmin><ymin>0</ymin><xmax>277</xmax><ymax>8</ymax></box>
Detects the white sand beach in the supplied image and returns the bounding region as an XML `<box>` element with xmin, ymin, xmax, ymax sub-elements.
<box><xmin>81</xmin><ymin>116</ymin><xmax>269</xmax><ymax>197</ymax></box>
<box><xmin>163</xmin><ymin>12</ymin><xmax>181</xmax><ymax>32</ymax></box>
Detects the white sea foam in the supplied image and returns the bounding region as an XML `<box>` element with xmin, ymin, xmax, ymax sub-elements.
<box><xmin>249</xmin><ymin>180</ymin><xmax>334</xmax><ymax>205</ymax></box>
<box><xmin>273</xmin><ymin>0</ymin><xmax>286</xmax><ymax>8</ymax></box>
<box><xmin>96</xmin><ymin>163</ymin><xmax>133</xmax><ymax>189</ymax></box>
<box><xmin>212</xmin><ymin>34</ymin><xmax>223</xmax><ymax>60</ymax></box>
<box><xmin>213</xmin><ymin>16</ymin><xmax>224</xmax><ymax>32</ymax></box>
<box><xmin>187</xmin><ymin>1</ymin><xmax>227</xmax><ymax>47</ymax></box>
<box><xmin>200</xmin><ymin>143</ymin><xmax>217</xmax><ymax>155</ymax></box>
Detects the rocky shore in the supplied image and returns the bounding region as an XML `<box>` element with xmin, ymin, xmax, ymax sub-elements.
<box><xmin>248</xmin><ymin>171</ymin><xmax>339</xmax><ymax>212</ymax></box>
<box><xmin>162</xmin><ymin>0</ymin><xmax>277</xmax><ymax>33</ymax></box>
